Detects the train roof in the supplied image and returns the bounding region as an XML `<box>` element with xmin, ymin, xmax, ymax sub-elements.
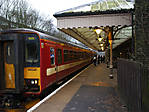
<box><xmin>0</xmin><ymin>28</ymin><xmax>92</xmax><ymax>51</ymax></box>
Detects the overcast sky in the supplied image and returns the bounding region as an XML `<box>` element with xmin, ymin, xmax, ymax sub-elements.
<box><xmin>27</xmin><ymin>0</ymin><xmax>97</xmax><ymax>25</ymax></box>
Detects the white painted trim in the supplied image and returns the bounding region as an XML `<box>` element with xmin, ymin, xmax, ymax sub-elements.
<box><xmin>58</xmin><ymin>59</ymin><xmax>89</xmax><ymax>72</ymax></box>
<box><xmin>46</xmin><ymin>59</ymin><xmax>89</xmax><ymax>76</ymax></box>
<box><xmin>47</xmin><ymin>67</ymin><xmax>56</xmax><ymax>76</ymax></box>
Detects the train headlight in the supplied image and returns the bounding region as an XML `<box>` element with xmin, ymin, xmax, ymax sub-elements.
<box><xmin>24</xmin><ymin>79</ymin><xmax>40</xmax><ymax>92</ymax></box>
<box><xmin>35</xmin><ymin>80</ymin><xmax>38</xmax><ymax>84</ymax></box>
<box><xmin>25</xmin><ymin>79</ymin><xmax>38</xmax><ymax>85</ymax></box>
<box><xmin>31</xmin><ymin>80</ymin><xmax>35</xmax><ymax>84</ymax></box>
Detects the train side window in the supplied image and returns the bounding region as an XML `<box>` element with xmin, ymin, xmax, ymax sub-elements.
<box><xmin>50</xmin><ymin>47</ymin><xmax>55</xmax><ymax>65</ymax></box>
<box><xmin>69</xmin><ymin>50</ymin><xmax>73</xmax><ymax>61</ymax></box>
<box><xmin>79</xmin><ymin>52</ymin><xmax>81</xmax><ymax>59</ymax></box>
<box><xmin>74</xmin><ymin>51</ymin><xmax>77</xmax><ymax>59</ymax></box>
<box><xmin>64</xmin><ymin>50</ymin><xmax>68</xmax><ymax>62</ymax></box>
<box><xmin>57</xmin><ymin>49</ymin><xmax>62</xmax><ymax>64</ymax></box>
<box><xmin>81</xmin><ymin>52</ymin><xmax>84</xmax><ymax>59</ymax></box>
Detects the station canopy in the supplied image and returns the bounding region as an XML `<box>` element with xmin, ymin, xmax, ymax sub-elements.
<box><xmin>54</xmin><ymin>0</ymin><xmax>134</xmax><ymax>51</ymax></box>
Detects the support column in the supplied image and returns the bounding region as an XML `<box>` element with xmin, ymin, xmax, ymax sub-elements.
<box><xmin>108</xmin><ymin>27</ymin><xmax>113</xmax><ymax>78</ymax></box>
<box><xmin>108</xmin><ymin>27</ymin><xmax>113</xmax><ymax>69</ymax></box>
<box><xmin>109</xmin><ymin>40</ymin><xmax>113</xmax><ymax>69</ymax></box>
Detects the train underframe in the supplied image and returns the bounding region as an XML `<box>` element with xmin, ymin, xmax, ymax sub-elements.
<box><xmin>0</xmin><ymin>94</ymin><xmax>24</xmax><ymax>108</ymax></box>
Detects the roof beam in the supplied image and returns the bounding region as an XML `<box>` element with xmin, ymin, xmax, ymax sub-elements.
<box><xmin>60</xmin><ymin>28</ymin><xmax>98</xmax><ymax>50</ymax></box>
<box><xmin>72</xmin><ymin>28</ymin><xmax>99</xmax><ymax>49</ymax></box>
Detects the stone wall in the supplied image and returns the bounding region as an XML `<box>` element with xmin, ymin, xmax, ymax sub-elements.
<box><xmin>135</xmin><ymin>1</ymin><xmax>149</xmax><ymax>68</ymax></box>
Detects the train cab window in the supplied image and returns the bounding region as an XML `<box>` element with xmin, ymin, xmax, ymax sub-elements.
<box><xmin>50</xmin><ymin>47</ymin><xmax>55</xmax><ymax>65</ymax></box>
<box><xmin>24</xmin><ymin>33</ymin><xmax>40</xmax><ymax>67</ymax></box>
<box><xmin>25</xmin><ymin>36</ymin><xmax>39</xmax><ymax>63</ymax></box>
<box><xmin>26</xmin><ymin>42</ymin><xmax>37</xmax><ymax>62</ymax></box>
<box><xmin>57</xmin><ymin>49</ymin><xmax>62</xmax><ymax>64</ymax></box>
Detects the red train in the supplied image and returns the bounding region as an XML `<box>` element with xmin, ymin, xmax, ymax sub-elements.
<box><xmin>0</xmin><ymin>28</ymin><xmax>94</xmax><ymax>107</ymax></box>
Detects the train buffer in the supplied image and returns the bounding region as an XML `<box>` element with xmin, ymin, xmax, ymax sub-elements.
<box><xmin>28</xmin><ymin>63</ymin><xmax>127</xmax><ymax>112</ymax></box>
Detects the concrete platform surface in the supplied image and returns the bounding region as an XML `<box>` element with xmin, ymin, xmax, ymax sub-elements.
<box><xmin>33</xmin><ymin>64</ymin><xmax>127</xmax><ymax>112</ymax></box>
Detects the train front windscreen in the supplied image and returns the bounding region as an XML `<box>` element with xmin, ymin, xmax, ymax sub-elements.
<box><xmin>23</xmin><ymin>33</ymin><xmax>40</xmax><ymax>67</ymax></box>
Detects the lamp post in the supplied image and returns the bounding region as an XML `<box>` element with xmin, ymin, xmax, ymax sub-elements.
<box><xmin>94</xmin><ymin>27</ymin><xmax>114</xmax><ymax>79</ymax></box>
<box><xmin>95</xmin><ymin>27</ymin><xmax>114</xmax><ymax>79</ymax></box>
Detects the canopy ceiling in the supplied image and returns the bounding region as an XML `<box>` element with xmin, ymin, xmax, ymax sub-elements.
<box><xmin>54</xmin><ymin>0</ymin><xmax>134</xmax><ymax>51</ymax></box>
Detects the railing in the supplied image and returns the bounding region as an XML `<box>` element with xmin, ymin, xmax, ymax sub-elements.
<box><xmin>117</xmin><ymin>59</ymin><xmax>149</xmax><ymax>112</ymax></box>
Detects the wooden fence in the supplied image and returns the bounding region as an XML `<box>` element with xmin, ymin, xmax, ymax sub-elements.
<box><xmin>117</xmin><ymin>59</ymin><xmax>149</xmax><ymax>112</ymax></box>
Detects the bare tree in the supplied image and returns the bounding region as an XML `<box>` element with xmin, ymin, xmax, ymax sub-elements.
<box><xmin>40</xmin><ymin>19</ymin><xmax>54</xmax><ymax>32</ymax></box>
<box><xmin>0</xmin><ymin>0</ymin><xmax>17</xmax><ymax>19</ymax></box>
<box><xmin>0</xmin><ymin>0</ymin><xmax>5</xmax><ymax>9</ymax></box>
<box><xmin>0</xmin><ymin>0</ymin><xmax>55</xmax><ymax>33</ymax></box>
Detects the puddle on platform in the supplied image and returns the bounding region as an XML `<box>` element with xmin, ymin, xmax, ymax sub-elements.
<box><xmin>90</xmin><ymin>82</ymin><xmax>111</xmax><ymax>87</ymax></box>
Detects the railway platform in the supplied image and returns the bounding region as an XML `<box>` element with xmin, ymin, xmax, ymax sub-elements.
<box><xmin>31</xmin><ymin>63</ymin><xmax>127</xmax><ymax>112</ymax></box>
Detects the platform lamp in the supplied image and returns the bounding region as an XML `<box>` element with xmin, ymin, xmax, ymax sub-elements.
<box><xmin>94</xmin><ymin>29</ymin><xmax>102</xmax><ymax>35</ymax></box>
<box><xmin>94</xmin><ymin>28</ymin><xmax>104</xmax><ymax>52</ymax></box>
<box><xmin>94</xmin><ymin>27</ymin><xmax>114</xmax><ymax>79</ymax></box>
<box><xmin>101</xmin><ymin>46</ymin><xmax>104</xmax><ymax>51</ymax></box>
<box><xmin>94</xmin><ymin>28</ymin><xmax>103</xmax><ymax>42</ymax></box>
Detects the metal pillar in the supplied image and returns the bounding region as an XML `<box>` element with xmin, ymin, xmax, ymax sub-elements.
<box><xmin>108</xmin><ymin>27</ymin><xmax>113</xmax><ymax>78</ymax></box>
<box><xmin>109</xmin><ymin>40</ymin><xmax>113</xmax><ymax>69</ymax></box>
<box><xmin>108</xmin><ymin>27</ymin><xmax>113</xmax><ymax>69</ymax></box>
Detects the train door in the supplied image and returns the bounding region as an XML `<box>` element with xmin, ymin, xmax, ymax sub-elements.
<box><xmin>50</xmin><ymin>46</ymin><xmax>57</xmax><ymax>72</ymax></box>
<box><xmin>56</xmin><ymin>47</ymin><xmax>64</xmax><ymax>81</ymax></box>
<box><xmin>0</xmin><ymin>41</ymin><xmax>5</xmax><ymax>90</ymax></box>
<box><xmin>0</xmin><ymin>34</ymin><xmax>24</xmax><ymax>94</ymax></box>
<box><xmin>46</xmin><ymin>44</ymin><xmax>57</xmax><ymax>84</ymax></box>
<box><xmin>3</xmin><ymin>42</ymin><xmax>15</xmax><ymax>89</ymax></box>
